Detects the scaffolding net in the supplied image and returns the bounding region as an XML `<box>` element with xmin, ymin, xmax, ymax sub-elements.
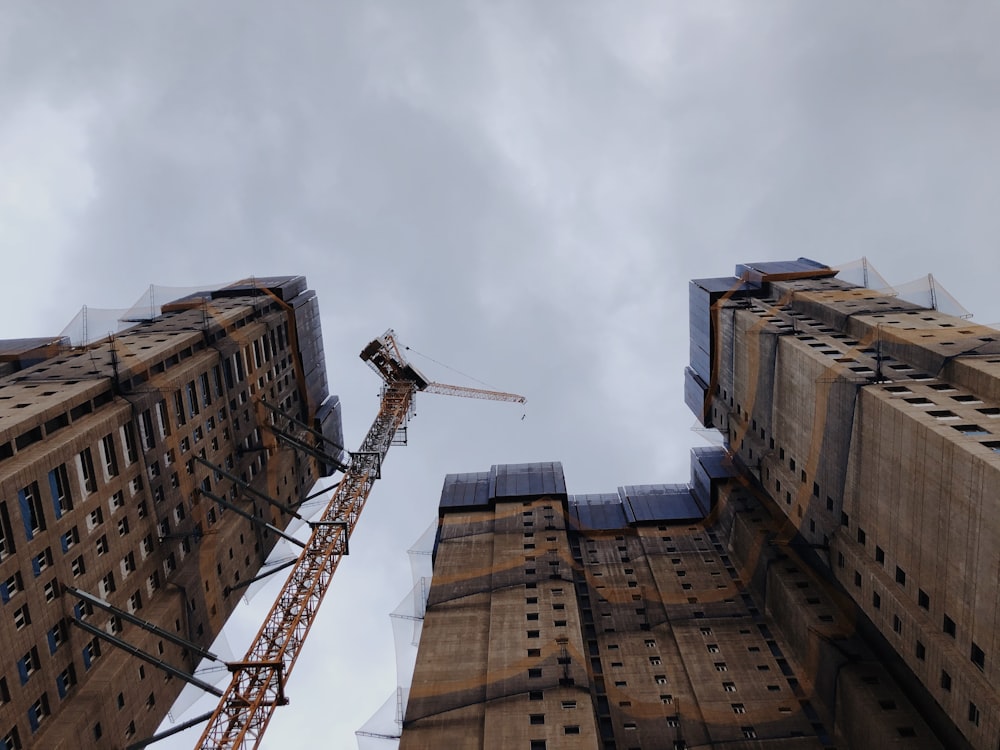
<box><xmin>833</xmin><ymin>257</ymin><xmax>893</xmax><ymax>290</ymax></box>
<box><xmin>355</xmin><ymin>522</ymin><xmax>434</xmax><ymax>749</ymax></box>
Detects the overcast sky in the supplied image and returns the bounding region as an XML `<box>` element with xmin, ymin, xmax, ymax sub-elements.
<box><xmin>3</xmin><ymin>3</ymin><xmax>1000</xmax><ymax>748</ymax></box>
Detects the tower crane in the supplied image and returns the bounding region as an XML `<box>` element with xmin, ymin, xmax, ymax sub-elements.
<box><xmin>195</xmin><ymin>329</ymin><xmax>525</xmax><ymax>750</ymax></box>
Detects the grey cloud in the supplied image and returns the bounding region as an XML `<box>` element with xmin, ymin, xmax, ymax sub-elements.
<box><xmin>4</xmin><ymin>3</ymin><xmax>1000</xmax><ymax>747</ymax></box>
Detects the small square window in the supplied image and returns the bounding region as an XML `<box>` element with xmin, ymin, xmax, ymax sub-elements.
<box><xmin>971</xmin><ymin>643</ymin><xmax>985</xmax><ymax>671</ymax></box>
<box><xmin>954</xmin><ymin>424</ymin><xmax>989</xmax><ymax>435</ymax></box>
<box><xmin>13</xmin><ymin>604</ymin><xmax>31</xmax><ymax>630</ymax></box>
<box><xmin>943</xmin><ymin>615</ymin><xmax>956</xmax><ymax>637</ymax></box>
<box><xmin>529</xmin><ymin>714</ymin><xmax>544</xmax><ymax>725</ymax></box>
<box><xmin>927</xmin><ymin>409</ymin><xmax>957</xmax><ymax>418</ymax></box>
<box><xmin>940</xmin><ymin>670</ymin><xmax>952</xmax><ymax>691</ymax></box>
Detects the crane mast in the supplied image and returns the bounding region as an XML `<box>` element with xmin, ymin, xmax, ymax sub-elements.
<box><xmin>196</xmin><ymin>330</ymin><xmax>522</xmax><ymax>749</ymax></box>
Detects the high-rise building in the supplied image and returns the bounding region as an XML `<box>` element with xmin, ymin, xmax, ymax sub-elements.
<box><xmin>398</xmin><ymin>259</ymin><xmax>998</xmax><ymax>749</ymax></box>
<box><xmin>0</xmin><ymin>277</ymin><xmax>342</xmax><ymax>749</ymax></box>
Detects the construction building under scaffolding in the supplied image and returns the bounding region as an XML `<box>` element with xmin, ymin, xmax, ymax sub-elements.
<box><xmin>0</xmin><ymin>277</ymin><xmax>342</xmax><ymax>749</ymax></box>
<box><xmin>398</xmin><ymin>259</ymin><xmax>998</xmax><ymax>749</ymax></box>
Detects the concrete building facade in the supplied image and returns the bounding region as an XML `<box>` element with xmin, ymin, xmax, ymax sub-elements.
<box><xmin>0</xmin><ymin>277</ymin><xmax>341</xmax><ymax>749</ymax></box>
<box><xmin>399</xmin><ymin>260</ymin><xmax>998</xmax><ymax>749</ymax></box>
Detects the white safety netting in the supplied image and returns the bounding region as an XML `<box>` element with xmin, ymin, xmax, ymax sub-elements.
<box><xmin>58</xmin><ymin>282</ymin><xmax>235</xmax><ymax>346</ymax></box>
<box><xmin>354</xmin><ymin>522</ymin><xmax>435</xmax><ymax>749</ymax></box>
<box><xmin>892</xmin><ymin>274</ymin><xmax>972</xmax><ymax>319</ymax></box>
<box><xmin>834</xmin><ymin>257</ymin><xmax>894</xmax><ymax>290</ymax></box>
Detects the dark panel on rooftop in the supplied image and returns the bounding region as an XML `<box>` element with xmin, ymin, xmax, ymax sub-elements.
<box><xmin>158</xmin><ymin>291</ymin><xmax>217</xmax><ymax>313</ymax></box>
<box><xmin>689</xmin><ymin>278</ymin><xmax>757</xmax><ymax>387</ymax></box>
<box><xmin>684</xmin><ymin>367</ymin><xmax>711</xmax><ymax>426</ymax></box>
<box><xmin>690</xmin><ymin>446</ymin><xmax>738</xmax><ymax>511</ymax></box>
<box><xmin>291</xmin><ymin>291</ymin><xmax>330</xmax><ymax>416</ymax></box>
<box><xmin>439</xmin><ymin>472</ymin><xmax>492</xmax><ymax>512</ymax></box>
<box><xmin>691</xmin><ymin>446</ymin><xmax>738</xmax><ymax>479</ymax></box>
<box><xmin>690</xmin><ymin>276</ymin><xmax>759</xmax><ymax>295</ymax></box>
<box><xmin>734</xmin><ymin>258</ymin><xmax>834</xmax><ymax>284</ymax></box>
<box><xmin>212</xmin><ymin>275</ymin><xmax>307</xmax><ymax>301</ymax></box>
<box><xmin>0</xmin><ymin>337</ymin><xmax>70</xmax><ymax>374</ymax></box>
<box><xmin>491</xmin><ymin>462</ymin><xmax>566</xmax><ymax>501</ymax></box>
<box><xmin>0</xmin><ymin>338</ymin><xmax>69</xmax><ymax>359</ymax></box>
<box><xmin>569</xmin><ymin>493</ymin><xmax>628</xmax><ymax>531</ymax></box>
<box><xmin>621</xmin><ymin>484</ymin><xmax>706</xmax><ymax>523</ymax></box>
<box><xmin>314</xmin><ymin>395</ymin><xmax>346</xmax><ymax>477</ymax></box>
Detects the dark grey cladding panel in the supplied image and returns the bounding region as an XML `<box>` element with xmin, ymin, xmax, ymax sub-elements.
<box><xmin>690</xmin><ymin>276</ymin><xmax>758</xmax><ymax>295</ymax></box>
<box><xmin>734</xmin><ymin>258</ymin><xmax>832</xmax><ymax>283</ymax></box>
<box><xmin>691</xmin><ymin>446</ymin><xmax>738</xmax><ymax>479</ymax></box>
<box><xmin>491</xmin><ymin>462</ymin><xmax>566</xmax><ymax>501</ymax></box>
<box><xmin>291</xmin><ymin>291</ymin><xmax>330</xmax><ymax>415</ymax></box>
<box><xmin>0</xmin><ymin>337</ymin><xmax>70</xmax><ymax>372</ymax></box>
<box><xmin>439</xmin><ymin>471</ymin><xmax>492</xmax><ymax>513</ymax></box>
<box><xmin>690</xmin><ymin>446</ymin><xmax>738</xmax><ymax>512</ymax></box>
<box><xmin>689</xmin><ymin>278</ymin><xmax>757</xmax><ymax>386</ymax></box>
<box><xmin>315</xmin><ymin>395</ymin><xmax>346</xmax><ymax>477</ymax></box>
<box><xmin>621</xmin><ymin>484</ymin><xmax>707</xmax><ymax>524</ymax></box>
<box><xmin>569</xmin><ymin>493</ymin><xmax>628</xmax><ymax>531</ymax></box>
<box><xmin>212</xmin><ymin>275</ymin><xmax>308</xmax><ymax>301</ymax></box>
<box><xmin>684</xmin><ymin>367</ymin><xmax>710</xmax><ymax>426</ymax></box>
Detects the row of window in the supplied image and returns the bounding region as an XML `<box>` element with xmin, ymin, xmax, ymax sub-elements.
<box><xmin>0</xmin><ymin>296</ymin><xmax>284</xmax><ymax>453</ymax></box>
<box><xmin>842</xmin><ymin>535</ymin><xmax>987</xmax><ymax>674</ymax></box>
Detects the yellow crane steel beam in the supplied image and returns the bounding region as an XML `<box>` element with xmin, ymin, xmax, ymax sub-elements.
<box><xmin>196</xmin><ymin>382</ymin><xmax>414</xmax><ymax>749</ymax></box>
<box><xmin>195</xmin><ymin>329</ymin><xmax>523</xmax><ymax>749</ymax></box>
